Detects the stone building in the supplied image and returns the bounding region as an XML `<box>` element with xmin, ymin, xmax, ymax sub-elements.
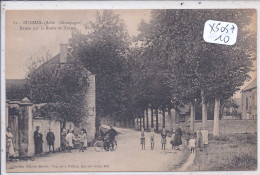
<box><xmin>6</xmin><ymin>43</ymin><xmax>96</xmax><ymax>157</ymax></box>
<box><xmin>241</xmin><ymin>78</ymin><xmax>257</xmax><ymax>120</ymax></box>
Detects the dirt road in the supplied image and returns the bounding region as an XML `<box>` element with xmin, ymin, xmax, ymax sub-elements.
<box><xmin>7</xmin><ymin>126</ymin><xmax>186</xmax><ymax>172</ymax></box>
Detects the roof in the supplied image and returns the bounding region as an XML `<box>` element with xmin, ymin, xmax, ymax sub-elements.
<box><xmin>31</xmin><ymin>53</ymin><xmax>94</xmax><ymax>76</ymax></box>
<box><xmin>243</xmin><ymin>78</ymin><xmax>257</xmax><ymax>92</ymax></box>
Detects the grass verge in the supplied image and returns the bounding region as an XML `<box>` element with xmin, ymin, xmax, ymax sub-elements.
<box><xmin>188</xmin><ymin>133</ymin><xmax>257</xmax><ymax>171</ymax></box>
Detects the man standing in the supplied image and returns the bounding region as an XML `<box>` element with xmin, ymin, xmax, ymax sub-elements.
<box><xmin>106</xmin><ymin>125</ymin><xmax>117</xmax><ymax>150</ymax></box>
<box><xmin>46</xmin><ymin>128</ymin><xmax>55</xmax><ymax>153</ymax></box>
<box><xmin>34</xmin><ymin>126</ymin><xmax>43</xmax><ymax>155</ymax></box>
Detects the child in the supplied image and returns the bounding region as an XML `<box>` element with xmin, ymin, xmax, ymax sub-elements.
<box><xmin>161</xmin><ymin>128</ymin><xmax>167</xmax><ymax>150</ymax></box>
<box><xmin>140</xmin><ymin>127</ymin><xmax>145</xmax><ymax>150</ymax></box>
<box><xmin>189</xmin><ymin>134</ymin><xmax>196</xmax><ymax>154</ymax></box>
<box><xmin>78</xmin><ymin>130</ymin><xmax>86</xmax><ymax>152</ymax></box>
<box><xmin>150</xmin><ymin>128</ymin><xmax>155</xmax><ymax>150</ymax></box>
<box><xmin>170</xmin><ymin>132</ymin><xmax>175</xmax><ymax>149</ymax></box>
<box><xmin>83</xmin><ymin>129</ymin><xmax>88</xmax><ymax>150</ymax></box>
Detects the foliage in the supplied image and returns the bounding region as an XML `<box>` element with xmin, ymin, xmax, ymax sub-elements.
<box><xmin>26</xmin><ymin>63</ymin><xmax>89</xmax><ymax>123</ymax></box>
<box><xmin>24</xmin><ymin>9</ymin><xmax>256</xmax><ymax>127</ymax></box>
<box><xmin>71</xmin><ymin>10</ymin><xmax>133</xmax><ymax>121</ymax></box>
<box><xmin>221</xmin><ymin>98</ymin><xmax>241</xmax><ymax>117</ymax></box>
<box><xmin>136</xmin><ymin>9</ymin><xmax>256</xmax><ymax>114</ymax></box>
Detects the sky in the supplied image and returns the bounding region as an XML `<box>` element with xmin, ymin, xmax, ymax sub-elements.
<box><xmin>5</xmin><ymin>9</ymin><xmax>256</xmax><ymax>98</ymax></box>
<box><xmin>5</xmin><ymin>10</ymin><xmax>151</xmax><ymax>79</ymax></box>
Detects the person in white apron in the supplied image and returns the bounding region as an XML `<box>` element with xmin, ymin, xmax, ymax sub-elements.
<box><xmin>66</xmin><ymin>130</ymin><xmax>75</xmax><ymax>152</ymax></box>
<box><xmin>6</xmin><ymin>127</ymin><xmax>15</xmax><ymax>160</ymax></box>
<box><xmin>202</xmin><ymin>128</ymin><xmax>208</xmax><ymax>148</ymax></box>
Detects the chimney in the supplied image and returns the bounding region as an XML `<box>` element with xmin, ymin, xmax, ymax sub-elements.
<box><xmin>60</xmin><ymin>44</ymin><xmax>68</xmax><ymax>63</ymax></box>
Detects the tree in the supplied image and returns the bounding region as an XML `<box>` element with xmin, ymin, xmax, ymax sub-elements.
<box><xmin>136</xmin><ymin>9</ymin><xmax>256</xmax><ymax>134</ymax></box>
<box><xmin>26</xmin><ymin>61</ymin><xmax>89</xmax><ymax>123</ymax></box>
<box><xmin>71</xmin><ymin>10</ymin><xmax>134</xmax><ymax>124</ymax></box>
<box><xmin>195</xmin><ymin>10</ymin><xmax>256</xmax><ymax>136</ymax></box>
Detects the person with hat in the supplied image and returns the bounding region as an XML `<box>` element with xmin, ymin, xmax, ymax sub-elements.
<box><xmin>34</xmin><ymin>126</ymin><xmax>43</xmax><ymax>155</ymax></box>
<box><xmin>46</xmin><ymin>128</ymin><xmax>55</xmax><ymax>153</ymax></box>
<box><xmin>106</xmin><ymin>125</ymin><xmax>118</xmax><ymax>150</ymax></box>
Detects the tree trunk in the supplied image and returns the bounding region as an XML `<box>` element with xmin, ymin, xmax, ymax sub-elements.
<box><xmin>151</xmin><ymin>108</ymin><xmax>154</xmax><ymax>129</ymax></box>
<box><xmin>135</xmin><ymin>114</ymin><xmax>138</xmax><ymax>128</ymax></box>
<box><xmin>146</xmin><ymin>108</ymin><xmax>149</xmax><ymax>130</ymax></box>
<box><xmin>162</xmin><ymin>108</ymin><xmax>165</xmax><ymax>129</ymax></box>
<box><xmin>132</xmin><ymin>115</ymin><xmax>135</xmax><ymax>128</ymax></box>
<box><xmin>213</xmin><ymin>97</ymin><xmax>221</xmax><ymax>136</ymax></box>
<box><xmin>201</xmin><ymin>89</ymin><xmax>207</xmax><ymax>129</ymax></box>
<box><xmin>190</xmin><ymin>102</ymin><xmax>195</xmax><ymax>133</ymax></box>
<box><xmin>175</xmin><ymin>109</ymin><xmax>180</xmax><ymax>124</ymax></box>
<box><xmin>127</xmin><ymin>115</ymin><xmax>131</xmax><ymax>127</ymax></box>
<box><xmin>168</xmin><ymin>108</ymin><xmax>173</xmax><ymax>132</ymax></box>
<box><xmin>139</xmin><ymin>115</ymin><xmax>142</xmax><ymax>128</ymax></box>
<box><xmin>155</xmin><ymin>108</ymin><xmax>159</xmax><ymax>131</ymax></box>
<box><xmin>143</xmin><ymin>111</ymin><xmax>145</xmax><ymax>129</ymax></box>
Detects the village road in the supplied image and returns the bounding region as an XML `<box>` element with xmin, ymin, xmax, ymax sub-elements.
<box><xmin>6</xmin><ymin>126</ymin><xmax>186</xmax><ymax>172</ymax></box>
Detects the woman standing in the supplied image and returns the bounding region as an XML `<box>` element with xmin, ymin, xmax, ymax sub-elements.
<box><xmin>66</xmin><ymin>130</ymin><xmax>75</xmax><ymax>153</ymax></box>
<box><xmin>6</xmin><ymin>127</ymin><xmax>15</xmax><ymax>160</ymax></box>
<box><xmin>161</xmin><ymin>128</ymin><xmax>167</xmax><ymax>150</ymax></box>
<box><xmin>197</xmin><ymin>127</ymin><xmax>204</xmax><ymax>151</ymax></box>
<box><xmin>83</xmin><ymin>129</ymin><xmax>88</xmax><ymax>150</ymax></box>
<box><xmin>173</xmin><ymin>124</ymin><xmax>183</xmax><ymax>150</ymax></box>
<box><xmin>61</xmin><ymin>127</ymin><xmax>67</xmax><ymax>151</ymax></box>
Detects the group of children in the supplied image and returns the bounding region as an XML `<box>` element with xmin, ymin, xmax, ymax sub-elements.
<box><xmin>140</xmin><ymin>126</ymin><xmax>208</xmax><ymax>154</ymax></box>
<box><xmin>64</xmin><ymin>128</ymin><xmax>88</xmax><ymax>153</ymax></box>
<box><xmin>183</xmin><ymin>127</ymin><xmax>209</xmax><ymax>154</ymax></box>
<box><xmin>140</xmin><ymin>125</ymin><xmax>183</xmax><ymax>151</ymax></box>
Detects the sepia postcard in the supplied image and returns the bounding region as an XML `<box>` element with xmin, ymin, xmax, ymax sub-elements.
<box><xmin>1</xmin><ymin>1</ymin><xmax>259</xmax><ymax>174</ymax></box>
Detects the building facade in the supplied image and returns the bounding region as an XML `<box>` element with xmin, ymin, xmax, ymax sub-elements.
<box><xmin>6</xmin><ymin>43</ymin><xmax>96</xmax><ymax>157</ymax></box>
<box><xmin>241</xmin><ymin>79</ymin><xmax>257</xmax><ymax>120</ymax></box>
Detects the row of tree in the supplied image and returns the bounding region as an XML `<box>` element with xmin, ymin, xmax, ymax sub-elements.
<box><xmin>25</xmin><ymin>10</ymin><xmax>256</xmax><ymax>136</ymax></box>
<box><xmin>131</xmin><ymin>10</ymin><xmax>256</xmax><ymax>136</ymax></box>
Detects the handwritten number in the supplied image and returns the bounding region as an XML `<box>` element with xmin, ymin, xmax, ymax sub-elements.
<box><xmin>221</xmin><ymin>24</ymin><xmax>229</xmax><ymax>33</ymax></box>
<box><xmin>214</xmin><ymin>35</ymin><xmax>230</xmax><ymax>43</ymax></box>
<box><xmin>214</xmin><ymin>35</ymin><xmax>222</xmax><ymax>42</ymax></box>
<box><xmin>231</xmin><ymin>25</ymin><xmax>235</xmax><ymax>33</ymax></box>
<box><xmin>216</xmin><ymin>23</ymin><xmax>221</xmax><ymax>32</ymax></box>
<box><xmin>223</xmin><ymin>36</ymin><xmax>230</xmax><ymax>43</ymax></box>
